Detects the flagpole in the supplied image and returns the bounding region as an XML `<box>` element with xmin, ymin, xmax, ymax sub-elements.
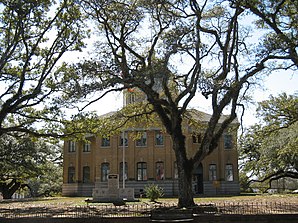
<box><xmin>122</xmin><ymin>130</ymin><xmax>125</xmax><ymax>189</ymax></box>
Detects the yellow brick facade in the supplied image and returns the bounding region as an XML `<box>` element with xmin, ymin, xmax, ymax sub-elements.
<box><xmin>62</xmin><ymin>114</ymin><xmax>240</xmax><ymax>196</ymax></box>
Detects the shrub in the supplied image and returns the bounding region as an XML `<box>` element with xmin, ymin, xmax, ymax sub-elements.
<box><xmin>144</xmin><ymin>184</ymin><xmax>164</xmax><ymax>202</ymax></box>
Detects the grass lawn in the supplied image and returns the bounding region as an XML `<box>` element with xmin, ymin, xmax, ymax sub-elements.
<box><xmin>0</xmin><ymin>193</ymin><xmax>297</xmax><ymax>208</ymax></box>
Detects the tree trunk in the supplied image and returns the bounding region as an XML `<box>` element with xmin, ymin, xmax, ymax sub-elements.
<box><xmin>152</xmin><ymin>102</ymin><xmax>196</xmax><ymax>207</ymax></box>
<box><xmin>172</xmin><ymin>131</ymin><xmax>196</xmax><ymax>208</ymax></box>
<box><xmin>177</xmin><ymin>158</ymin><xmax>195</xmax><ymax>208</ymax></box>
<box><xmin>1</xmin><ymin>179</ymin><xmax>21</xmax><ymax>199</ymax></box>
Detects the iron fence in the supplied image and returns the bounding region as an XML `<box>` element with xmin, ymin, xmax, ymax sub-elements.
<box><xmin>0</xmin><ymin>201</ymin><xmax>297</xmax><ymax>219</ymax></box>
<box><xmin>196</xmin><ymin>202</ymin><xmax>298</xmax><ymax>215</ymax></box>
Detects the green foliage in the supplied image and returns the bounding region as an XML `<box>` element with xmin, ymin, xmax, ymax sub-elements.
<box><xmin>0</xmin><ymin>0</ymin><xmax>87</xmax><ymax>137</ymax></box>
<box><xmin>233</xmin><ymin>0</ymin><xmax>298</xmax><ymax>67</ymax></box>
<box><xmin>0</xmin><ymin>134</ymin><xmax>62</xmax><ymax>198</ymax></box>
<box><xmin>257</xmin><ymin>93</ymin><xmax>298</xmax><ymax>129</ymax></box>
<box><xmin>239</xmin><ymin>172</ymin><xmax>253</xmax><ymax>193</ymax></box>
<box><xmin>28</xmin><ymin>162</ymin><xmax>63</xmax><ymax>197</ymax></box>
<box><xmin>239</xmin><ymin>93</ymin><xmax>298</xmax><ymax>191</ymax></box>
<box><xmin>144</xmin><ymin>184</ymin><xmax>164</xmax><ymax>202</ymax></box>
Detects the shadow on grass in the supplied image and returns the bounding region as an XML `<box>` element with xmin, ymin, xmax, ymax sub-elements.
<box><xmin>0</xmin><ymin>197</ymin><xmax>61</xmax><ymax>204</ymax></box>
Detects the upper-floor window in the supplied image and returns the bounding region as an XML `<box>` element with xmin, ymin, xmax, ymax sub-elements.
<box><xmin>225</xmin><ymin>164</ymin><xmax>234</xmax><ymax>181</ymax></box>
<box><xmin>119</xmin><ymin>132</ymin><xmax>128</xmax><ymax>147</ymax></box>
<box><xmin>136</xmin><ymin>131</ymin><xmax>147</xmax><ymax>147</ymax></box>
<box><xmin>101</xmin><ymin>137</ymin><xmax>110</xmax><ymax>147</ymax></box>
<box><xmin>83</xmin><ymin>166</ymin><xmax>90</xmax><ymax>183</ymax></box>
<box><xmin>155</xmin><ymin>130</ymin><xmax>164</xmax><ymax>146</ymax></box>
<box><xmin>137</xmin><ymin>162</ymin><xmax>147</xmax><ymax>181</ymax></box>
<box><xmin>130</xmin><ymin>92</ymin><xmax>136</xmax><ymax>103</ymax></box>
<box><xmin>156</xmin><ymin>161</ymin><xmax>165</xmax><ymax>180</ymax></box>
<box><xmin>209</xmin><ymin>164</ymin><xmax>217</xmax><ymax>181</ymax></box>
<box><xmin>68</xmin><ymin>141</ymin><xmax>76</xmax><ymax>152</ymax></box>
<box><xmin>101</xmin><ymin>162</ymin><xmax>110</xmax><ymax>182</ymax></box>
<box><xmin>126</xmin><ymin>92</ymin><xmax>135</xmax><ymax>105</ymax></box>
<box><xmin>83</xmin><ymin>142</ymin><xmax>91</xmax><ymax>152</ymax></box>
<box><xmin>192</xmin><ymin>133</ymin><xmax>202</xmax><ymax>144</ymax></box>
<box><xmin>224</xmin><ymin>134</ymin><xmax>233</xmax><ymax>149</ymax></box>
<box><xmin>68</xmin><ymin>167</ymin><xmax>75</xmax><ymax>183</ymax></box>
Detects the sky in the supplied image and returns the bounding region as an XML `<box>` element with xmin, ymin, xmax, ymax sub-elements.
<box><xmin>240</xmin><ymin>70</ymin><xmax>297</xmax><ymax>127</ymax></box>
<box><xmin>72</xmin><ymin>38</ymin><xmax>297</xmax><ymax>129</ymax></box>
<box><xmin>59</xmin><ymin>10</ymin><xmax>298</xmax><ymax>129</ymax></box>
<box><xmin>83</xmin><ymin>68</ymin><xmax>297</xmax><ymax>128</ymax></box>
<box><xmin>1</xmin><ymin>2</ymin><xmax>296</xmax><ymax>136</ymax></box>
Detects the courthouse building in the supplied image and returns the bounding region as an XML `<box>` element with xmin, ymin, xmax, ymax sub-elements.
<box><xmin>62</xmin><ymin>90</ymin><xmax>240</xmax><ymax>197</ymax></box>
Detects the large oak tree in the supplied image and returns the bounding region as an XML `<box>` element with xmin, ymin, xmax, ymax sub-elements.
<box><xmin>0</xmin><ymin>134</ymin><xmax>62</xmax><ymax>199</ymax></box>
<box><xmin>239</xmin><ymin>93</ymin><xmax>298</xmax><ymax>191</ymax></box>
<box><xmin>232</xmin><ymin>0</ymin><xmax>298</xmax><ymax>67</ymax></box>
<box><xmin>0</xmin><ymin>0</ymin><xmax>87</xmax><ymax>137</ymax></box>
<box><xmin>0</xmin><ymin>0</ymin><xmax>88</xmax><ymax>199</ymax></box>
<box><xmin>61</xmin><ymin>0</ymin><xmax>297</xmax><ymax>207</ymax></box>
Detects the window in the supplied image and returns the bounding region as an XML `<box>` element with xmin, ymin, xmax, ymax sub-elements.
<box><xmin>156</xmin><ymin>162</ymin><xmax>164</xmax><ymax>180</ymax></box>
<box><xmin>101</xmin><ymin>137</ymin><xmax>110</xmax><ymax>147</ymax></box>
<box><xmin>119</xmin><ymin>162</ymin><xmax>128</xmax><ymax>181</ymax></box>
<box><xmin>68</xmin><ymin>141</ymin><xmax>76</xmax><ymax>152</ymax></box>
<box><xmin>174</xmin><ymin>162</ymin><xmax>178</xmax><ymax>179</ymax></box>
<box><xmin>137</xmin><ymin>162</ymin><xmax>147</xmax><ymax>181</ymax></box>
<box><xmin>224</xmin><ymin>134</ymin><xmax>233</xmax><ymax>149</ymax></box>
<box><xmin>155</xmin><ymin>130</ymin><xmax>164</xmax><ymax>146</ymax></box>
<box><xmin>68</xmin><ymin>167</ymin><xmax>75</xmax><ymax>183</ymax></box>
<box><xmin>136</xmin><ymin>131</ymin><xmax>147</xmax><ymax>147</ymax></box>
<box><xmin>192</xmin><ymin>133</ymin><xmax>202</xmax><ymax>144</ymax></box>
<box><xmin>225</xmin><ymin>164</ymin><xmax>234</xmax><ymax>181</ymax></box>
<box><xmin>101</xmin><ymin>163</ymin><xmax>110</xmax><ymax>181</ymax></box>
<box><xmin>83</xmin><ymin>166</ymin><xmax>90</xmax><ymax>183</ymax></box>
<box><xmin>209</xmin><ymin>164</ymin><xmax>217</xmax><ymax>181</ymax></box>
<box><xmin>119</xmin><ymin>132</ymin><xmax>128</xmax><ymax>147</ymax></box>
<box><xmin>126</xmin><ymin>92</ymin><xmax>135</xmax><ymax>105</ymax></box>
<box><xmin>83</xmin><ymin>142</ymin><xmax>91</xmax><ymax>152</ymax></box>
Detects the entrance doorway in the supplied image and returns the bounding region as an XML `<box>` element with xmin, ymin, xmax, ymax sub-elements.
<box><xmin>194</xmin><ymin>163</ymin><xmax>203</xmax><ymax>194</ymax></box>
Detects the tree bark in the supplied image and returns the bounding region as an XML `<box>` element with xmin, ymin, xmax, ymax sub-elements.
<box><xmin>171</xmin><ymin>118</ymin><xmax>196</xmax><ymax>208</ymax></box>
<box><xmin>0</xmin><ymin>179</ymin><xmax>21</xmax><ymax>199</ymax></box>
<box><xmin>152</xmin><ymin>102</ymin><xmax>196</xmax><ymax>207</ymax></box>
<box><xmin>176</xmin><ymin>154</ymin><xmax>195</xmax><ymax>208</ymax></box>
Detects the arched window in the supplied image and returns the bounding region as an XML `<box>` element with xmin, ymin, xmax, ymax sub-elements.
<box><xmin>137</xmin><ymin>162</ymin><xmax>147</xmax><ymax>181</ymax></box>
<box><xmin>209</xmin><ymin>164</ymin><xmax>217</xmax><ymax>181</ymax></box>
<box><xmin>68</xmin><ymin>167</ymin><xmax>75</xmax><ymax>183</ymax></box>
<box><xmin>156</xmin><ymin>161</ymin><xmax>164</xmax><ymax>180</ymax></box>
<box><xmin>83</xmin><ymin>166</ymin><xmax>90</xmax><ymax>183</ymax></box>
<box><xmin>225</xmin><ymin>164</ymin><xmax>234</xmax><ymax>181</ymax></box>
<box><xmin>101</xmin><ymin>163</ymin><xmax>110</xmax><ymax>181</ymax></box>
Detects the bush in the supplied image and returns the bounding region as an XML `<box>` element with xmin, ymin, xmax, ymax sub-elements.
<box><xmin>144</xmin><ymin>184</ymin><xmax>164</xmax><ymax>202</ymax></box>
